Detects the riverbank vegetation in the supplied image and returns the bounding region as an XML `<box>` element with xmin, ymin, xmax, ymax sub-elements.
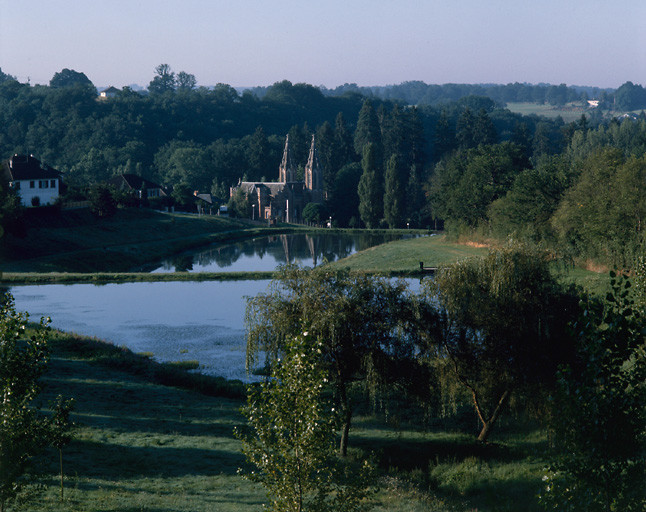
<box><xmin>0</xmin><ymin>304</ymin><xmax>569</xmax><ymax>512</ymax></box>
<box><xmin>3</xmin><ymin>245</ymin><xmax>644</xmax><ymax>511</ymax></box>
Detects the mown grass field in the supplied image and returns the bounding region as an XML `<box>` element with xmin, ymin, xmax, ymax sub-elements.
<box><xmin>505</xmin><ymin>102</ymin><xmax>591</xmax><ymax>122</ymax></box>
<box><xmin>328</xmin><ymin>234</ymin><xmax>487</xmax><ymax>273</ymax></box>
<box><xmin>16</xmin><ymin>330</ymin><xmax>549</xmax><ymax>512</ymax></box>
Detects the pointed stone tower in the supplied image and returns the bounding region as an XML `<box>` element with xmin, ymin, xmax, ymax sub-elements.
<box><xmin>278</xmin><ymin>134</ymin><xmax>297</xmax><ymax>183</ymax></box>
<box><xmin>304</xmin><ymin>134</ymin><xmax>323</xmax><ymax>203</ymax></box>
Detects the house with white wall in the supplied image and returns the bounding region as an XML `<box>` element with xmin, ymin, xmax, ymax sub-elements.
<box><xmin>1</xmin><ymin>154</ymin><xmax>62</xmax><ymax>207</ymax></box>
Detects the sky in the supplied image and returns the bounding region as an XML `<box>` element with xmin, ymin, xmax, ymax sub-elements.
<box><xmin>1</xmin><ymin>0</ymin><xmax>645</xmax><ymax>90</ymax></box>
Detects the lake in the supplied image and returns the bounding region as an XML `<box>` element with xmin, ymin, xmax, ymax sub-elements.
<box><xmin>10</xmin><ymin>280</ymin><xmax>271</xmax><ymax>382</ymax></box>
<box><xmin>9</xmin><ymin>233</ymin><xmax>426</xmax><ymax>382</ymax></box>
<box><xmin>150</xmin><ymin>232</ymin><xmax>420</xmax><ymax>272</ymax></box>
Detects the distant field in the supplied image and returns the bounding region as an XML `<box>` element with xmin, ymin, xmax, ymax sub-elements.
<box><xmin>505</xmin><ymin>102</ymin><xmax>590</xmax><ymax>122</ymax></box>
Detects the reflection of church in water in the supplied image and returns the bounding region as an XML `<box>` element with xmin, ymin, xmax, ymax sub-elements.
<box><xmin>230</xmin><ymin>134</ymin><xmax>323</xmax><ymax>222</ymax></box>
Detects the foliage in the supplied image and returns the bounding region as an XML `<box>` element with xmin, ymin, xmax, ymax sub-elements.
<box><xmin>0</xmin><ymin>181</ymin><xmax>24</xmax><ymax>238</ymax></box>
<box><xmin>327</xmin><ymin>162</ymin><xmax>361</xmax><ymax>227</ymax></box>
<box><xmin>302</xmin><ymin>202</ymin><xmax>328</xmax><ymax>225</ymax></box>
<box><xmin>88</xmin><ymin>184</ymin><xmax>117</xmax><ymax>218</ymax></box>
<box><xmin>425</xmin><ymin>244</ymin><xmax>579</xmax><ymax>441</ymax></box>
<box><xmin>488</xmin><ymin>155</ymin><xmax>573</xmax><ymax>241</ymax></box>
<box><xmin>49</xmin><ymin>69</ymin><xmax>95</xmax><ymax>91</ymax></box>
<box><xmin>49</xmin><ymin>395</ymin><xmax>75</xmax><ymax>501</ymax></box>
<box><xmin>245</xmin><ymin>266</ymin><xmax>418</xmax><ymax>455</ymax></box>
<box><xmin>227</xmin><ymin>188</ymin><xmax>251</xmax><ymax>218</ymax></box>
<box><xmin>358</xmin><ymin>144</ymin><xmax>382</xmax><ymax>229</ymax></box>
<box><xmin>383</xmin><ymin>154</ymin><xmax>404</xmax><ymax>229</ymax></box>
<box><xmin>552</xmin><ymin>149</ymin><xmax>646</xmax><ymax>267</ymax></box>
<box><xmin>541</xmin><ymin>272</ymin><xmax>646</xmax><ymax>511</ymax></box>
<box><xmin>237</xmin><ymin>332</ymin><xmax>374</xmax><ymax>512</ymax></box>
<box><xmin>0</xmin><ymin>294</ymin><xmax>52</xmax><ymax>512</ymax></box>
<box><xmin>428</xmin><ymin>142</ymin><xmax>529</xmax><ymax>227</ymax></box>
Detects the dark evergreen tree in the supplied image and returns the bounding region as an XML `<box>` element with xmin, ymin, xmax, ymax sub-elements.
<box><xmin>358</xmin><ymin>143</ymin><xmax>382</xmax><ymax>228</ymax></box>
<box><xmin>405</xmin><ymin>163</ymin><xmax>427</xmax><ymax>227</ymax></box>
<box><xmin>315</xmin><ymin>121</ymin><xmax>336</xmax><ymax>194</ymax></box>
<box><xmin>383</xmin><ymin>153</ymin><xmax>404</xmax><ymax>228</ymax></box>
<box><xmin>333</xmin><ymin>111</ymin><xmax>354</xmax><ymax>167</ymax></box>
<box><xmin>433</xmin><ymin>110</ymin><xmax>456</xmax><ymax>160</ymax></box>
<box><xmin>49</xmin><ymin>68</ymin><xmax>95</xmax><ymax>91</ymax></box>
<box><xmin>353</xmin><ymin>100</ymin><xmax>383</xmax><ymax>164</ymax></box>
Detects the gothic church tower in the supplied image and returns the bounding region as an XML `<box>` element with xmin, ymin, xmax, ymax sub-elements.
<box><xmin>278</xmin><ymin>135</ymin><xmax>297</xmax><ymax>183</ymax></box>
<box><xmin>304</xmin><ymin>134</ymin><xmax>323</xmax><ymax>203</ymax></box>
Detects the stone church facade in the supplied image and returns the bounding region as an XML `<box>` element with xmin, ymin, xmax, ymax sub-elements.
<box><xmin>231</xmin><ymin>134</ymin><xmax>324</xmax><ymax>222</ymax></box>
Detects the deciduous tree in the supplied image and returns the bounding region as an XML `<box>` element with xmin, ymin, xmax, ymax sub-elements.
<box><xmin>237</xmin><ymin>332</ymin><xmax>374</xmax><ymax>512</ymax></box>
<box><xmin>245</xmin><ymin>266</ymin><xmax>417</xmax><ymax>456</ymax></box>
<box><xmin>0</xmin><ymin>294</ymin><xmax>51</xmax><ymax>512</ymax></box>
<box><xmin>425</xmin><ymin>245</ymin><xmax>578</xmax><ymax>442</ymax></box>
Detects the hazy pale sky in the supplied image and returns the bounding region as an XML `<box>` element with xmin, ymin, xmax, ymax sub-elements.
<box><xmin>1</xmin><ymin>0</ymin><xmax>644</xmax><ymax>90</ymax></box>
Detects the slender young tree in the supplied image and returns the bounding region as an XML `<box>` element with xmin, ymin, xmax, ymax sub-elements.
<box><xmin>238</xmin><ymin>332</ymin><xmax>374</xmax><ymax>512</ymax></box>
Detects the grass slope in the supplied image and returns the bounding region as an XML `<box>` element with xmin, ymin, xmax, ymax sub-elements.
<box><xmin>0</xmin><ymin>208</ymin><xmax>277</xmax><ymax>273</ymax></box>
<box><xmin>13</xmin><ymin>330</ymin><xmax>549</xmax><ymax>512</ymax></box>
<box><xmin>328</xmin><ymin>235</ymin><xmax>487</xmax><ymax>273</ymax></box>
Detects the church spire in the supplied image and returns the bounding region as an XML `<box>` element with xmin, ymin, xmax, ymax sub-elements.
<box><xmin>305</xmin><ymin>134</ymin><xmax>323</xmax><ymax>201</ymax></box>
<box><xmin>279</xmin><ymin>134</ymin><xmax>296</xmax><ymax>182</ymax></box>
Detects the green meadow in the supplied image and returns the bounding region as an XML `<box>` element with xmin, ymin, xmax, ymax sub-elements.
<box><xmin>16</xmin><ymin>330</ymin><xmax>550</xmax><ymax>512</ymax></box>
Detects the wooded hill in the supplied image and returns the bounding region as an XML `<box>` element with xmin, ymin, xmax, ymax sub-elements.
<box><xmin>0</xmin><ymin>67</ymin><xmax>644</xmax><ymax>269</ymax></box>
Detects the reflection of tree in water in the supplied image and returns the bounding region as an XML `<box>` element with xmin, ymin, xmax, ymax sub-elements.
<box><xmin>171</xmin><ymin>254</ymin><xmax>194</xmax><ymax>272</ymax></box>
<box><xmin>159</xmin><ymin>233</ymin><xmax>421</xmax><ymax>271</ymax></box>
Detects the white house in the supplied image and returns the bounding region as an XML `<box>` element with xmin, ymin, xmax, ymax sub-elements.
<box><xmin>2</xmin><ymin>154</ymin><xmax>62</xmax><ymax>207</ymax></box>
<box><xmin>99</xmin><ymin>86</ymin><xmax>120</xmax><ymax>99</ymax></box>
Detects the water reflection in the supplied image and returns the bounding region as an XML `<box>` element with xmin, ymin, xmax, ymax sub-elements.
<box><xmin>10</xmin><ymin>281</ymin><xmax>271</xmax><ymax>382</ymax></box>
<box><xmin>9</xmin><ymin>277</ymin><xmax>427</xmax><ymax>382</ymax></box>
<box><xmin>152</xmin><ymin>233</ymin><xmax>419</xmax><ymax>273</ymax></box>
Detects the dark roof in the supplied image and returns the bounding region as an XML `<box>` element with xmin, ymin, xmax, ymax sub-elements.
<box><xmin>194</xmin><ymin>193</ymin><xmax>213</xmax><ymax>204</ymax></box>
<box><xmin>2</xmin><ymin>154</ymin><xmax>61</xmax><ymax>181</ymax></box>
<box><xmin>110</xmin><ymin>174</ymin><xmax>165</xmax><ymax>191</ymax></box>
<box><xmin>101</xmin><ymin>86</ymin><xmax>120</xmax><ymax>94</ymax></box>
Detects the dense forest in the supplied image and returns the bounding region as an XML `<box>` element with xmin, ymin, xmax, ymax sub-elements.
<box><xmin>0</xmin><ymin>66</ymin><xmax>645</xmax><ymax>269</ymax></box>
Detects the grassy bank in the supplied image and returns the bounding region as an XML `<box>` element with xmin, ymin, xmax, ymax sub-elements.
<box><xmin>0</xmin><ymin>208</ymin><xmax>285</xmax><ymax>273</ymax></box>
<box><xmin>16</xmin><ymin>330</ymin><xmax>548</xmax><ymax>512</ymax></box>
<box><xmin>328</xmin><ymin>234</ymin><xmax>487</xmax><ymax>273</ymax></box>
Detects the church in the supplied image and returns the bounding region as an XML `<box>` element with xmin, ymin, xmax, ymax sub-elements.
<box><xmin>230</xmin><ymin>134</ymin><xmax>323</xmax><ymax>222</ymax></box>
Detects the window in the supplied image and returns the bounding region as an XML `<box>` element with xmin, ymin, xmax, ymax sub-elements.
<box><xmin>39</xmin><ymin>180</ymin><xmax>49</xmax><ymax>189</ymax></box>
<box><xmin>30</xmin><ymin>181</ymin><xmax>35</xmax><ymax>188</ymax></box>
<box><xmin>50</xmin><ymin>180</ymin><xmax>56</xmax><ymax>188</ymax></box>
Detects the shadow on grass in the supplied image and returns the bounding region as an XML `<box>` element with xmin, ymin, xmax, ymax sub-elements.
<box><xmin>53</xmin><ymin>439</ymin><xmax>246</xmax><ymax>480</ymax></box>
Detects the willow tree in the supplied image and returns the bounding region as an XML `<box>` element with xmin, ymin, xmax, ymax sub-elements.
<box><xmin>426</xmin><ymin>245</ymin><xmax>579</xmax><ymax>442</ymax></box>
<box><xmin>245</xmin><ymin>266</ymin><xmax>418</xmax><ymax>456</ymax></box>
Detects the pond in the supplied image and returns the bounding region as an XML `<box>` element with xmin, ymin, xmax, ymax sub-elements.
<box><xmin>9</xmin><ymin>276</ymin><xmax>426</xmax><ymax>383</ymax></box>
<box><xmin>10</xmin><ymin>280</ymin><xmax>271</xmax><ymax>382</ymax></box>
<box><xmin>150</xmin><ymin>232</ymin><xmax>420</xmax><ymax>272</ymax></box>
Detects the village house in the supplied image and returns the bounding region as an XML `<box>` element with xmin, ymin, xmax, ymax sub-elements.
<box><xmin>1</xmin><ymin>154</ymin><xmax>62</xmax><ymax>207</ymax></box>
<box><xmin>109</xmin><ymin>173</ymin><xmax>167</xmax><ymax>199</ymax></box>
<box><xmin>230</xmin><ymin>134</ymin><xmax>324</xmax><ymax>222</ymax></box>
<box><xmin>99</xmin><ymin>86</ymin><xmax>120</xmax><ymax>99</ymax></box>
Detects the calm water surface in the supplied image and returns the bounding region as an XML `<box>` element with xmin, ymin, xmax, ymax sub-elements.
<box><xmin>151</xmin><ymin>232</ymin><xmax>419</xmax><ymax>272</ymax></box>
<box><xmin>10</xmin><ymin>280</ymin><xmax>271</xmax><ymax>382</ymax></box>
<box><xmin>9</xmin><ymin>233</ymin><xmax>427</xmax><ymax>381</ymax></box>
